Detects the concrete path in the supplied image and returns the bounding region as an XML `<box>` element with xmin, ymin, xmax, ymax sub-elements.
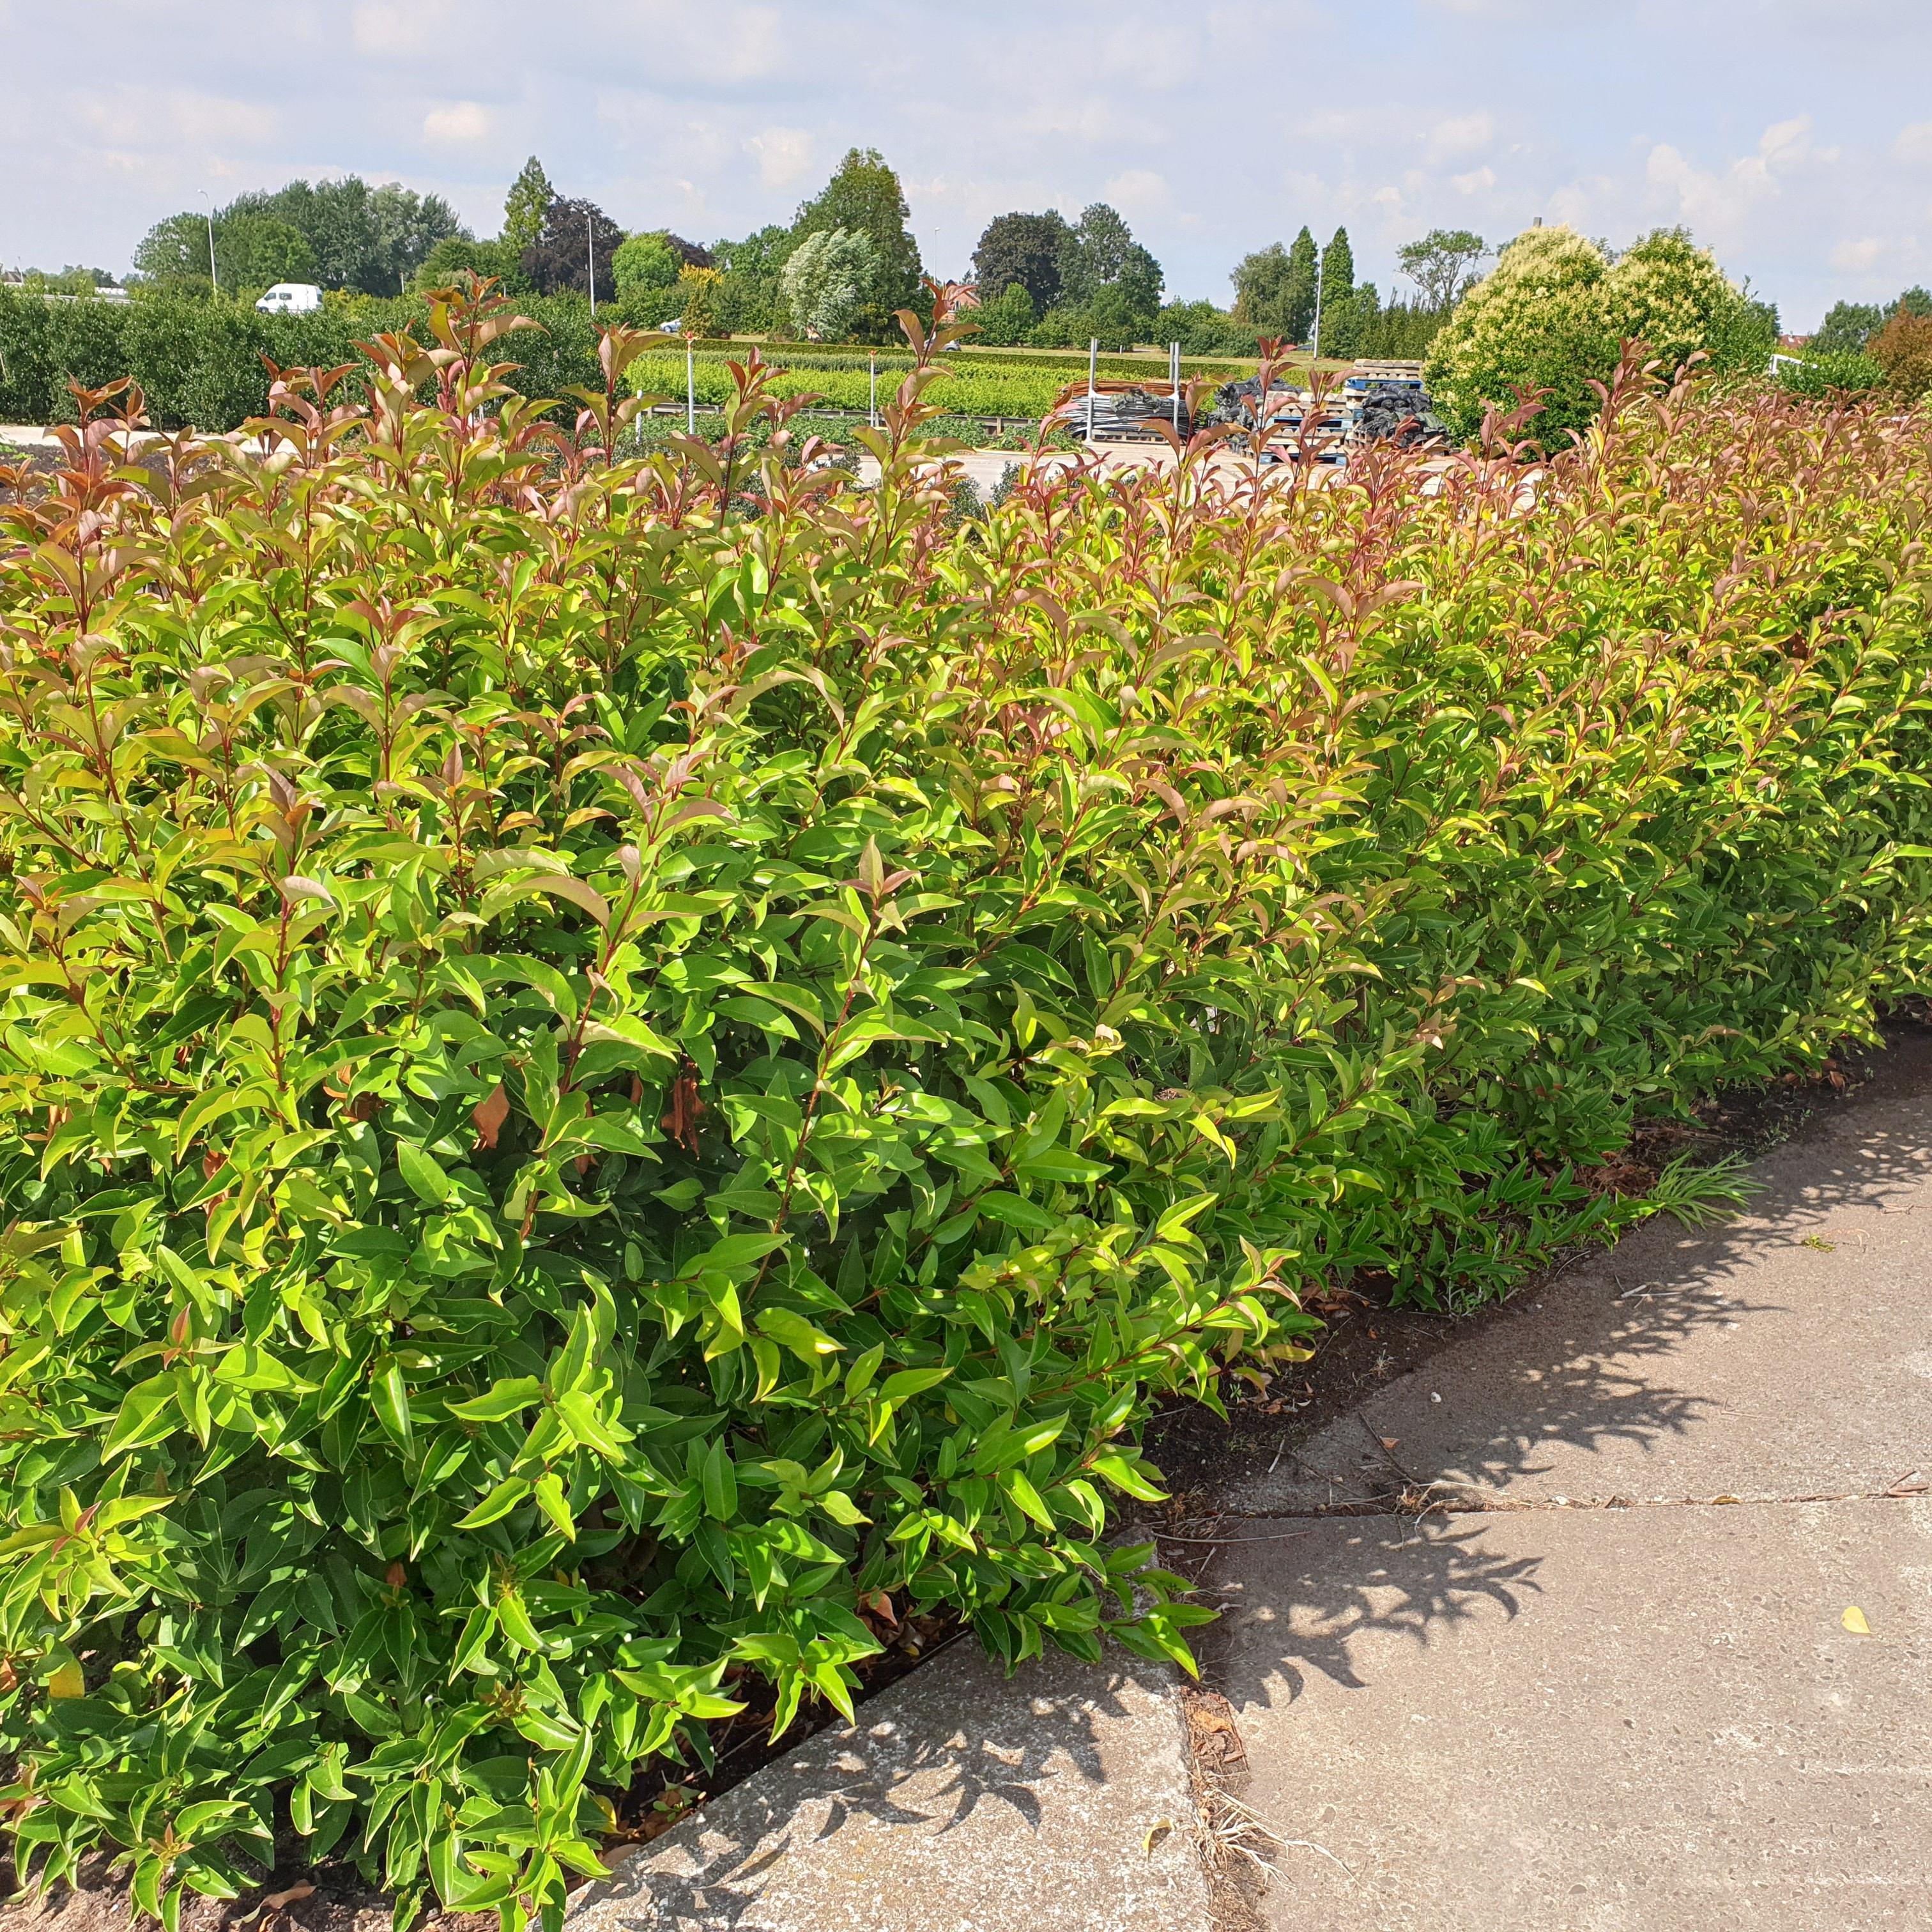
<box><xmin>1207</xmin><ymin>1036</ymin><xmax>1932</xmax><ymax>1928</ymax></box>
<box><xmin>576</xmin><ymin>1038</ymin><xmax>1932</xmax><ymax>1930</ymax></box>
<box><xmin>572</xmin><ymin>1642</ymin><xmax>1211</xmax><ymax>1932</ymax></box>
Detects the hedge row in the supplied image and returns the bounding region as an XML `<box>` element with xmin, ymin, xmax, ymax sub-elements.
<box><xmin>0</xmin><ymin>291</ymin><xmax>610</xmax><ymax>432</ymax></box>
<box><xmin>1</xmin><ymin>311</ymin><xmax>1929</xmax><ymax>1932</ymax></box>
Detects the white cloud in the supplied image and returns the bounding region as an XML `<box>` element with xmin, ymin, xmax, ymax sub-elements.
<box><xmin>1895</xmin><ymin>122</ymin><xmax>1932</xmax><ymax>164</ymax></box>
<box><xmin>1104</xmin><ymin>168</ymin><xmax>1172</xmax><ymax>217</ymax></box>
<box><xmin>76</xmin><ymin>88</ymin><xmax>277</xmax><ymax>151</ymax></box>
<box><xmin>1830</xmin><ymin>235</ymin><xmax>1888</xmax><ymax>272</ymax></box>
<box><xmin>1452</xmin><ymin>165</ymin><xmax>1497</xmax><ymax>195</ymax></box>
<box><xmin>744</xmin><ymin>127</ymin><xmax>813</xmax><ymax>190</ymax></box>
<box><xmin>1427</xmin><ymin>112</ymin><xmax>1495</xmax><ymax>164</ymax></box>
<box><xmin>1641</xmin><ymin>116</ymin><xmax>1834</xmax><ymax>248</ymax></box>
<box><xmin>712</xmin><ymin>6</ymin><xmax>785</xmax><ymax>81</ymax></box>
<box><xmin>351</xmin><ymin>0</ymin><xmax>458</xmax><ymax>57</ymax></box>
<box><xmin>422</xmin><ymin>102</ymin><xmax>492</xmax><ymax>146</ymax></box>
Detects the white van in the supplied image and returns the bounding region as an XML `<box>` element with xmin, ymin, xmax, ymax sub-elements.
<box><xmin>255</xmin><ymin>282</ymin><xmax>324</xmax><ymax>316</ymax></box>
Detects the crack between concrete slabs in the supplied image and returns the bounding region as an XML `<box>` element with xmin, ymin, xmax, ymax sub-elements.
<box><xmin>1159</xmin><ymin>1481</ymin><xmax>1928</xmax><ymax>1534</ymax></box>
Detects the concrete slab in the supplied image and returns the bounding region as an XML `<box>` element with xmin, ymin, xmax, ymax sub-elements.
<box><xmin>1229</xmin><ymin>1037</ymin><xmax>1932</xmax><ymax>1513</ymax></box>
<box><xmin>569</xmin><ymin>1639</ymin><xmax>1215</xmax><ymax>1932</ymax></box>
<box><xmin>1209</xmin><ymin>1496</ymin><xmax>1932</xmax><ymax>1931</ymax></box>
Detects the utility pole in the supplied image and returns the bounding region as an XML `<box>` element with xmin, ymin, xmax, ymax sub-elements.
<box><xmin>586</xmin><ymin>211</ymin><xmax>597</xmax><ymax>319</ymax></box>
<box><xmin>197</xmin><ymin>190</ymin><xmax>217</xmax><ymax>294</ymax></box>
<box><xmin>1310</xmin><ymin>250</ymin><xmax>1325</xmax><ymax>365</ymax></box>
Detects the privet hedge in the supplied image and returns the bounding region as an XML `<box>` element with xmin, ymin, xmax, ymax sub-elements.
<box><xmin>1</xmin><ymin>298</ymin><xmax>1930</xmax><ymax>1929</ymax></box>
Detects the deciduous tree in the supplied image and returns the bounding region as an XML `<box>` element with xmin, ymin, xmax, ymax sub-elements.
<box><xmin>522</xmin><ymin>196</ymin><xmax>623</xmax><ymax>301</ymax></box>
<box><xmin>1232</xmin><ymin>229</ymin><xmax>1317</xmax><ymax>341</ymax></box>
<box><xmin>971</xmin><ymin>211</ymin><xmax>1075</xmax><ymax>314</ymax></box>
<box><xmin>793</xmin><ymin>148</ymin><xmax>921</xmax><ymax>320</ymax></box>
<box><xmin>1397</xmin><ymin>229</ymin><xmax>1489</xmax><ymax>312</ymax></box>
<box><xmin>780</xmin><ymin>227</ymin><xmax>882</xmax><ymax>340</ymax></box>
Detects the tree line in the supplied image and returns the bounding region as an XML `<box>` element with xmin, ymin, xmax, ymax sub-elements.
<box><xmin>124</xmin><ymin>150</ymin><xmax>1513</xmax><ymax>358</ymax></box>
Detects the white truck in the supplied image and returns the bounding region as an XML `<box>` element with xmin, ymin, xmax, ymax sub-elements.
<box><xmin>255</xmin><ymin>282</ymin><xmax>323</xmax><ymax>316</ymax></box>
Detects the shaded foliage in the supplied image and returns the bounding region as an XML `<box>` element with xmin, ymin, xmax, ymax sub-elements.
<box><xmin>521</xmin><ymin>198</ymin><xmax>624</xmax><ymax>303</ymax></box>
<box><xmin>971</xmin><ymin>212</ymin><xmax>1075</xmax><ymax>316</ymax></box>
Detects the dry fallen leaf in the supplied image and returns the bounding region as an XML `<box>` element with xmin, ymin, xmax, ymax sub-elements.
<box><xmin>1143</xmin><ymin>1820</ymin><xmax>1175</xmax><ymax>1855</ymax></box>
<box><xmin>1379</xmin><ymin>1438</ymin><xmax>1400</xmax><ymax>1451</ymax></box>
<box><xmin>1841</xmin><ymin>1606</ymin><xmax>1873</xmax><ymax>1637</ymax></box>
<box><xmin>261</xmin><ymin>1883</ymin><xmax>316</xmax><ymax>1912</ymax></box>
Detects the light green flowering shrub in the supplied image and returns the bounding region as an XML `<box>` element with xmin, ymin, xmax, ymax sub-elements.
<box><xmin>1425</xmin><ymin>226</ymin><xmax>1614</xmax><ymax>440</ymax></box>
<box><xmin>1428</xmin><ymin>225</ymin><xmax>1767</xmax><ymax>442</ymax></box>
<box><xmin>1606</xmin><ymin>228</ymin><xmax>1762</xmax><ymax>378</ymax></box>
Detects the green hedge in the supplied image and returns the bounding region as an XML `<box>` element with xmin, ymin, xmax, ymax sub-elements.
<box><xmin>1775</xmin><ymin>348</ymin><xmax>1887</xmax><ymax>399</ymax></box>
<box><xmin>3</xmin><ymin>316</ymin><xmax>1931</xmax><ymax>1932</ymax></box>
<box><xmin>0</xmin><ymin>291</ymin><xmax>614</xmax><ymax>431</ymax></box>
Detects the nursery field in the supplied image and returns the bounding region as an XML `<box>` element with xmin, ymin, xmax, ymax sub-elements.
<box><xmin>629</xmin><ymin>348</ymin><xmax>1257</xmax><ymax>422</ymax></box>
<box><xmin>3</xmin><ymin>294</ymin><xmax>1931</xmax><ymax>1931</ymax></box>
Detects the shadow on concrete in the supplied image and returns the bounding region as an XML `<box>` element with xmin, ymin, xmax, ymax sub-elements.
<box><xmin>1202</xmin><ymin>1027</ymin><xmax>1932</xmax><ymax>1713</ymax></box>
<box><xmin>1209</xmin><ymin>1519</ymin><xmax>1544</xmax><ymax>1713</ymax></box>
<box><xmin>1248</xmin><ymin>1029</ymin><xmax>1932</xmax><ymax>1509</ymax></box>
<box><xmin>586</xmin><ymin>1652</ymin><xmax>1153</xmax><ymax>1929</ymax></box>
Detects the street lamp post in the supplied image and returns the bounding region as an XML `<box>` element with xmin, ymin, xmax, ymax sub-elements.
<box><xmin>586</xmin><ymin>211</ymin><xmax>597</xmax><ymax>319</ymax></box>
<box><xmin>196</xmin><ymin>190</ymin><xmax>217</xmax><ymax>295</ymax></box>
<box><xmin>1310</xmin><ymin>250</ymin><xmax>1325</xmax><ymax>365</ymax></box>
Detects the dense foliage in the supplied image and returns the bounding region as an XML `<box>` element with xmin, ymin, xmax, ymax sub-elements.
<box><xmin>0</xmin><ymin>289</ymin><xmax>610</xmax><ymax>434</ymax></box>
<box><xmin>1775</xmin><ymin>348</ymin><xmax>1887</xmax><ymax>400</ymax></box>
<box><xmin>965</xmin><ymin>204</ymin><xmax>1163</xmax><ymax>351</ymax></box>
<box><xmin>3</xmin><ymin>297</ymin><xmax>1931</xmax><ymax>1932</ymax></box>
<box><xmin>1811</xmin><ymin>284</ymin><xmax>1931</xmax><ymax>355</ymax></box>
<box><xmin>971</xmin><ymin>213</ymin><xmax>1077</xmax><ymax>316</ymax></box>
<box><xmin>1233</xmin><ymin>229</ymin><xmax>1319</xmax><ymax>341</ymax></box>
<box><xmin>789</xmin><ymin>150</ymin><xmax>923</xmax><ymax>339</ymax></box>
<box><xmin>521</xmin><ymin>201</ymin><xmax>624</xmax><ymax>305</ymax></box>
<box><xmin>1869</xmin><ymin>303</ymin><xmax>1932</xmax><ymax>401</ymax></box>
<box><xmin>779</xmin><ymin>230</ymin><xmax>882</xmax><ymax>342</ymax></box>
<box><xmin>1427</xmin><ymin>225</ymin><xmax>1775</xmax><ymax>439</ymax></box>
<box><xmin>135</xmin><ymin>180</ymin><xmax>467</xmax><ymax>298</ymax></box>
<box><xmin>0</xmin><ymin>290</ymin><xmax>1254</xmax><ymax>438</ymax></box>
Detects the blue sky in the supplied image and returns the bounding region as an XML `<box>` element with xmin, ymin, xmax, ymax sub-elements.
<box><xmin>8</xmin><ymin>0</ymin><xmax>1932</xmax><ymax>327</ymax></box>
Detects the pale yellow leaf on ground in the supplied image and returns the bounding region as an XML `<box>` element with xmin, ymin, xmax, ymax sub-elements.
<box><xmin>1841</xmin><ymin>1605</ymin><xmax>1873</xmax><ymax>1636</ymax></box>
